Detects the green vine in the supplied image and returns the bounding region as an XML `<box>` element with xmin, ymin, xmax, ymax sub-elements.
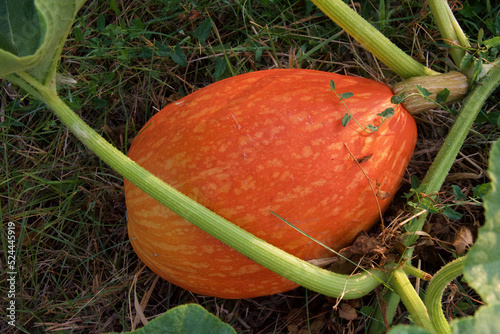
<box><xmin>425</xmin><ymin>257</ymin><xmax>466</xmax><ymax>334</ymax></box>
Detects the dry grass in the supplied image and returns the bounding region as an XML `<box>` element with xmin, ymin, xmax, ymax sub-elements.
<box><xmin>1</xmin><ymin>0</ymin><xmax>498</xmax><ymax>333</ymax></box>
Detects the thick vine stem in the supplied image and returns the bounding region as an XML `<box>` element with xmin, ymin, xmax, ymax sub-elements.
<box><xmin>390</xmin><ymin>269</ymin><xmax>435</xmax><ymax>333</ymax></box>
<box><xmin>311</xmin><ymin>0</ymin><xmax>439</xmax><ymax>79</ymax></box>
<box><xmin>427</xmin><ymin>0</ymin><xmax>469</xmax><ymax>68</ymax></box>
<box><xmin>424</xmin><ymin>257</ymin><xmax>465</xmax><ymax>334</ymax></box>
<box><xmin>7</xmin><ymin>71</ymin><xmax>388</xmax><ymax>299</ymax></box>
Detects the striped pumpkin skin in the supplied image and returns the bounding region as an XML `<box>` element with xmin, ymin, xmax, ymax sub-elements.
<box><xmin>124</xmin><ymin>69</ymin><xmax>417</xmax><ymax>299</ymax></box>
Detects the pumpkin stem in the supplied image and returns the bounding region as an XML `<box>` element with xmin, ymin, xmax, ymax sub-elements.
<box><xmin>392</xmin><ymin>71</ymin><xmax>469</xmax><ymax>114</ymax></box>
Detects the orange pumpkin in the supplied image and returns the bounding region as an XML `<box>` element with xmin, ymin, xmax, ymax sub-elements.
<box><xmin>124</xmin><ymin>69</ymin><xmax>417</xmax><ymax>299</ymax></box>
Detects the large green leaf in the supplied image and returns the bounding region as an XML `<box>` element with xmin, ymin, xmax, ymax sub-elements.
<box><xmin>110</xmin><ymin>304</ymin><xmax>236</xmax><ymax>334</ymax></box>
<box><xmin>0</xmin><ymin>0</ymin><xmax>86</xmax><ymax>85</ymax></box>
<box><xmin>464</xmin><ymin>138</ymin><xmax>500</xmax><ymax>304</ymax></box>
<box><xmin>0</xmin><ymin>0</ymin><xmax>42</xmax><ymax>56</ymax></box>
<box><xmin>450</xmin><ymin>304</ymin><xmax>500</xmax><ymax>333</ymax></box>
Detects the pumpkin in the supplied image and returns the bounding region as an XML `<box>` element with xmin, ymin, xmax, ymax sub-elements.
<box><xmin>124</xmin><ymin>69</ymin><xmax>417</xmax><ymax>299</ymax></box>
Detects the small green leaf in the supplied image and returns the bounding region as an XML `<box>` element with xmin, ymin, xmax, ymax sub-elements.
<box><xmin>108</xmin><ymin>0</ymin><xmax>121</xmax><ymax>15</ymax></box>
<box><xmin>73</xmin><ymin>27</ymin><xmax>84</xmax><ymax>44</ymax></box>
<box><xmin>464</xmin><ymin>138</ymin><xmax>500</xmax><ymax>304</ymax></box>
<box><xmin>192</xmin><ymin>18</ymin><xmax>213</xmax><ymax>44</ymax></box>
<box><xmin>483</xmin><ymin>36</ymin><xmax>500</xmax><ymax>49</ymax></box>
<box><xmin>436</xmin><ymin>88</ymin><xmax>450</xmax><ymax>104</ymax></box>
<box><xmin>391</xmin><ymin>94</ymin><xmax>404</xmax><ymax>104</ymax></box>
<box><xmin>473</xmin><ymin>182</ymin><xmax>491</xmax><ymax>199</ymax></box>
<box><xmin>410</xmin><ymin>175</ymin><xmax>421</xmax><ymax>190</ymax></box>
<box><xmin>366</xmin><ymin>124</ymin><xmax>378</xmax><ymax>132</ymax></box>
<box><xmin>131</xmin><ymin>18</ymin><xmax>144</xmax><ymax>30</ymax></box>
<box><xmin>213</xmin><ymin>57</ymin><xmax>227</xmax><ymax>79</ymax></box>
<box><xmin>91</xmin><ymin>97</ymin><xmax>108</xmax><ymax>109</ymax></box>
<box><xmin>477</xmin><ymin>28</ymin><xmax>484</xmax><ymax>46</ymax></box>
<box><xmin>341</xmin><ymin>113</ymin><xmax>351</xmax><ymax>127</ymax></box>
<box><xmin>96</xmin><ymin>13</ymin><xmax>106</xmax><ymax>32</ymax></box>
<box><xmin>156</xmin><ymin>43</ymin><xmax>170</xmax><ymax>57</ymax></box>
<box><xmin>378</xmin><ymin>107</ymin><xmax>395</xmax><ymax>119</ymax></box>
<box><xmin>255</xmin><ymin>47</ymin><xmax>263</xmax><ymax>61</ymax></box>
<box><xmin>330</xmin><ymin>80</ymin><xmax>335</xmax><ymax>90</ymax></box>
<box><xmin>339</xmin><ymin>92</ymin><xmax>354</xmax><ymax>100</ymax></box>
<box><xmin>471</xmin><ymin>56</ymin><xmax>483</xmax><ymax>84</ymax></box>
<box><xmin>420</xmin><ymin>203</ymin><xmax>439</xmax><ymax>214</ymax></box>
<box><xmin>112</xmin><ymin>304</ymin><xmax>236</xmax><ymax>334</ymax></box>
<box><xmin>442</xmin><ymin>206</ymin><xmax>463</xmax><ymax>220</ymax></box>
<box><xmin>416</xmin><ymin>85</ymin><xmax>433</xmax><ymax>97</ymax></box>
<box><xmin>171</xmin><ymin>43</ymin><xmax>187</xmax><ymax>67</ymax></box>
<box><xmin>460</xmin><ymin>53</ymin><xmax>474</xmax><ymax>71</ymax></box>
<box><xmin>452</xmin><ymin>185</ymin><xmax>467</xmax><ymax>201</ymax></box>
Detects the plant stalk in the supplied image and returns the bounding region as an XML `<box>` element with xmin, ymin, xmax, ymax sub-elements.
<box><xmin>390</xmin><ymin>269</ymin><xmax>434</xmax><ymax>332</ymax></box>
<box><xmin>425</xmin><ymin>257</ymin><xmax>465</xmax><ymax>334</ymax></box>
<box><xmin>311</xmin><ymin>0</ymin><xmax>439</xmax><ymax>78</ymax></box>
<box><xmin>427</xmin><ymin>0</ymin><xmax>470</xmax><ymax>68</ymax></box>
<box><xmin>6</xmin><ymin>71</ymin><xmax>387</xmax><ymax>299</ymax></box>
